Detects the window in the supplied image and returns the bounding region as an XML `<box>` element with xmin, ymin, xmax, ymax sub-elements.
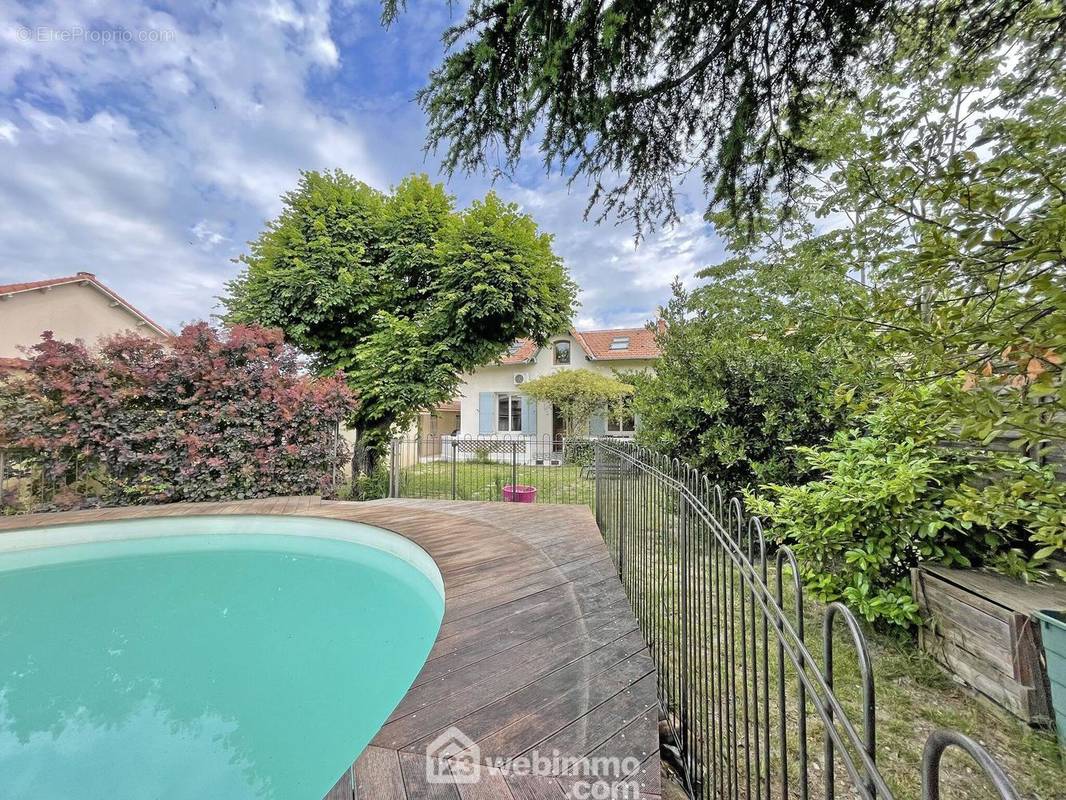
<box><xmin>607</xmin><ymin>414</ymin><xmax>636</xmax><ymax>434</ymax></box>
<box><xmin>497</xmin><ymin>393</ymin><xmax>523</xmax><ymax>432</ymax></box>
<box><xmin>609</xmin><ymin>336</ymin><xmax>630</xmax><ymax>351</ymax></box>
<box><xmin>553</xmin><ymin>340</ymin><xmax>571</xmax><ymax>364</ymax></box>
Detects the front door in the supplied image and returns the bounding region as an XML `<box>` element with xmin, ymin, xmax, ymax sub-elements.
<box><xmin>552</xmin><ymin>405</ymin><xmax>566</xmax><ymax>451</ymax></box>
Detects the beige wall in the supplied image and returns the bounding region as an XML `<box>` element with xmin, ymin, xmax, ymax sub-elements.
<box><xmin>0</xmin><ymin>282</ymin><xmax>169</xmax><ymax>359</ymax></box>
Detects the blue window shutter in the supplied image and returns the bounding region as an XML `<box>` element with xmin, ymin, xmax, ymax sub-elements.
<box><xmin>589</xmin><ymin>413</ymin><xmax>606</xmax><ymax>436</ymax></box>
<box><xmin>479</xmin><ymin>392</ymin><xmax>494</xmax><ymax>434</ymax></box>
<box><xmin>522</xmin><ymin>398</ymin><xmax>537</xmax><ymax>434</ymax></box>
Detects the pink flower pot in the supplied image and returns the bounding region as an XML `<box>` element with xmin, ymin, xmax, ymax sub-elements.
<box><xmin>502</xmin><ymin>484</ymin><xmax>537</xmax><ymax>503</ymax></box>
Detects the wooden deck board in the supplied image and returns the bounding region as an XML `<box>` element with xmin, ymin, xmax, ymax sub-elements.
<box><xmin>355</xmin><ymin>747</ymin><xmax>407</xmax><ymax>800</ymax></box>
<box><xmin>404</xmin><ymin>634</ymin><xmax>652</xmax><ymax>756</ymax></box>
<box><xmin>0</xmin><ymin>498</ymin><xmax>660</xmax><ymax>799</ymax></box>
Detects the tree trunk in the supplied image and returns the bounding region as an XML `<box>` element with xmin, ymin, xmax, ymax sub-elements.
<box><xmin>348</xmin><ymin>425</ymin><xmax>388</xmax><ymax>499</ymax></box>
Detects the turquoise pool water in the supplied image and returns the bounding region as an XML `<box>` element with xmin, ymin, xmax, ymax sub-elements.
<box><xmin>0</xmin><ymin>516</ymin><xmax>444</xmax><ymax>800</ymax></box>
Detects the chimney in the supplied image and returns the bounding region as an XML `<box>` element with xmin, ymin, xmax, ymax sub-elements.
<box><xmin>76</xmin><ymin>271</ymin><xmax>96</xmax><ymax>278</ymax></box>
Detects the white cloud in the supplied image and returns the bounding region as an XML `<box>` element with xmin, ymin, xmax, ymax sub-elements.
<box><xmin>0</xmin><ymin>0</ymin><xmax>381</xmax><ymax>326</ymax></box>
<box><xmin>190</xmin><ymin>220</ymin><xmax>228</xmax><ymax>250</ymax></box>
<box><xmin>0</xmin><ymin>0</ymin><xmax>727</xmax><ymax>332</ymax></box>
<box><xmin>500</xmin><ymin>177</ymin><xmax>726</xmax><ymax>329</ymax></box>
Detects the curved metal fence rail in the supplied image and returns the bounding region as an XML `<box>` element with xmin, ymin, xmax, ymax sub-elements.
<box><xmin>591</xmin><ymin>439</ymin><xmax>1021</xmax><ymax>800</ymax></box>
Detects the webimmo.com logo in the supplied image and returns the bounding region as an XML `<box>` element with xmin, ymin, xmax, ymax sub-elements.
<box><xmin>425</xmin><ymin>726</ymin><xmax>481</xmax><ymax>785</ymax></box>
<box><xmin>424</xmin><ymin>726</ymin><xmax>644</xmax><ymax>796</ymax></box>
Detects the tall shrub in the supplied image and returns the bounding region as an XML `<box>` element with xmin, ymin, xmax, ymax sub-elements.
<box><xmin>0</xmin><ymin>324</ymin><xmax>355</xmax><ymax>507</ymax></box>
<box><xmin>749</xmin><ymin>384</ymin><xmax>1066</xmax><ymax>629</ymax></box>
<box><xmin>633</xmin><ymin>263</ymin><xmax>865</xmax><ymax>496</ymax></box>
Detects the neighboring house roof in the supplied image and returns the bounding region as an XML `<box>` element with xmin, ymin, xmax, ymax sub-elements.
<box><xmin>434</xmin><ymin>401</ymin><xmax>461</xmax><ymax>414</ymax></box>
<box><xmin>499</xmin><ymin>324</ymin><xmax>661</xmax><ymax>365</ymax></box>
<box><xmin>0</xmin><ymin>272</ymin><xmax>172</xmax><ymax>339</ymax></box>
<box><xmin>0</xmin><ymin>357</ymin><xmax>29</xmax><ymax>371</ymax></box>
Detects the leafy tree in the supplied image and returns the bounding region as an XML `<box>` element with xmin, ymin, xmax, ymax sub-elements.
<box><xmin>757</xmin><ymin>12</ymin><xmax>1066</xmax><ymax>451</ymax></box>
<box><xmin>0</xmin><ymin>325</ymin><xmax>354</xmax><ymax>508</ymax></box>
<box><xmin>223</xmin><ymin>171</ymin><xmax>577</xmax><ymax>484</ymax></box>
<box><xmin>382</xmin><ymin>0</ymin><xmax>1063</xmax><ymax>229</ymax></box>
<box><xmin>521</xmin><ymin>369</ymin><xmax>634</xmax><ymax>435</ymax></box>
<box><xmin>729</xmin><ymin>15</ymin><xmax>1066</xmax><ymax>620</ymax></box>
<box><xmin>632</xmin><ymin>259</ymin><xmax>864</xmax><ymax>495</ymax></box>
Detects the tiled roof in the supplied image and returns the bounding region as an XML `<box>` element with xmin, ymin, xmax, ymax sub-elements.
<box><xmin>0</xmin><ymin>357</ymin><xmax>30</xmax><ymax>371</ymax></box>
<box><xmin>497</xmin><ymin>325</ymin><xmax>661</xmax><ymax>365</ymax></box>
<box><xmin>572</xmin><ymin>326</ymin><xmax>660</xmax><ymax>360</ymax></box>
<box><xmin>499</xmin><ymin>339</ymin><xmax>540</xmax><ymax>365</ymax></box>
<box><xmin>0</xmin><ymin>276</ymin><xmax>75</xmax><ymax>294</ymax></box>
<box><xmin>0</xmin><ymin>272</ymin><xmax>172</xmax><ymax>338</ymax></box>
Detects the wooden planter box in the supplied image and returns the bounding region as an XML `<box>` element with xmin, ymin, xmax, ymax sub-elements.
<box><xmin>913</xmin><ymin>565</ymin><xmax>1066</xmax><ymax>726</ymax></box>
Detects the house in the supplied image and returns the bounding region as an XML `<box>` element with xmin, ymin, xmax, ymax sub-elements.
<box><xmin>445</xmin><ymin>324</ymin><xmax>660</xmax><ymax>451</ymax></box>
<box><xmin>0</xmin><ymin>272</ymin><xmax>171</xmax><ymax>372</ymax></box>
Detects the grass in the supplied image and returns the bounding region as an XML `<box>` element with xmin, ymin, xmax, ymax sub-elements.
<box><xmin>596</xmin><ymin>488</ymin><xmax>1064</xmax><ymax>800</ymax></box>
<box><xmin>795</xmin><ymin>594</ymin><xmax>1063</xmax><ymax>800</ymax></box>
<box><xmin>398</xmin><ymin>460</ymin><xmax>595</xmax><ymax>506</ymax></box>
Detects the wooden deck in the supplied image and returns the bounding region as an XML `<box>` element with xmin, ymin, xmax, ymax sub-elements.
<box><xmin>0</xmin><ymin>498</ymin><xmax>661</xmax><ymax>800</ymax></box>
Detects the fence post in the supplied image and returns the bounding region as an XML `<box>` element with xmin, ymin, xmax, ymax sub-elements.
<box><xmin>594</xmin><ymin>440</ymin><xmax>602</xmax><ymax>526</ymax></box>
<box><xmin>510</xmin><ymin>441</ymin><xmax>518</xmax><ymax>501</ymax></box>
<box><xmin>618</xmin><ymin>451</ymin><xmax>626</xmax><ymax>580</ymax></box>
<box><xmin>451</xmin><ymin>440</ymin><xmax>458</xmax><ymax>500</ymax></box>
<box><xmin>389</xmin><ymin>439</ymin><xmax>398</xmax><ymax>498</ymax></box>
<box><xmin>679</xmin><ymin>491</ymin><xmax>689</xmax><ymax>757</ymax></box>
<box><xmin>331</xmin><ymin>421</ymin><xmax>339</xmax><ymax>494</ymax></box>
<box><xmin>0</xmin><ymin>449</ymin><xmax>6</xmax><ymax>511</ymax></box>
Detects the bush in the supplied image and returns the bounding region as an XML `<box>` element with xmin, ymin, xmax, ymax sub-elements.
<box><xmin>563</xmin><ymin>437</ymin><xmax>596</xmax><ymax>467</ymax></box>
<box><xmin>0</xmin><ymin>324</ymin><xmax>355</xmax><ymax>508</ymax></box>
<box><xmin>634</xmin><ymin>334</ymin><xmax>846</xmax><ymax>497</ymax></box>
<box><xmin>350</xmin><ymin>466</ymin><xmax>389</xmax><ymax>501</ymax></box>
<box><xmin>945</xmin><ymin>460</ymin><xmax>1066</xmax><ymax>583</ymax></box>
<box><xmin>749</xmin><ymin>385</ymin><xmax>1066</xmax><ymax>628</ymax></box>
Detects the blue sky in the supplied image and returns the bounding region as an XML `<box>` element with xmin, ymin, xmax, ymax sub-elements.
<box><xmin>0</xmin><ymin>0</ymin><xmax>726</xmax><ymax>331</ymax></box>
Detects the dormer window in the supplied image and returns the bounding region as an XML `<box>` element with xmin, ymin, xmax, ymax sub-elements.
<box><xmin>609</xmin><ymin>336</ymin><xmax>630</xmax><ymax>351</ymax></box>
<box><xmin>553</xmin><ymin>340</ymin><xmax>571</xmax><ymax>364</ymax></box>
<box><xmin>507</xmin><ymin>342</ymin><xmax>523</xmax><ymax>355</ymax></box>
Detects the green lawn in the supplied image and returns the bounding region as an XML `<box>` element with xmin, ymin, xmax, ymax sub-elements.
<box><xmin>398</xmin><ymin>460</ymin><xmax>594</xmax><ymax>506</ymax></box>
<box><xmin>638</xmin><ymin>550</ymin><xmax>1064</xmax><ymax>800</ymax></box>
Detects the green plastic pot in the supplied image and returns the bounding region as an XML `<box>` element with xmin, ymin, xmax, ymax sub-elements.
<box><xmin>1035</xmin><ymin>609</ymin><xmax>1066</xmax><ymax>746</ymax></box>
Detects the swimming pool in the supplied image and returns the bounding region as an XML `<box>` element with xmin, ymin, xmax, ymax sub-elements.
<box><xmin>0</xmin><ymin>515</ymin><xmax>445</xmax><ymax>800</ymax></box>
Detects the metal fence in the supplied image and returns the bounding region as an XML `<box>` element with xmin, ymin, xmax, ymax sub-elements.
<box><xmin>388</xmin><ymin>435</ymin><xmax>604</xmax><ymax>506</ymax></box>
<box><xmin>591</xmin><ymin>439</ymin><xmax>1020</xmax><ymax>800</ymax></box>
<box><xmin>0</xmin><ymin>448</ymin><xmax>76</xmax><ymax>514</ymax></box>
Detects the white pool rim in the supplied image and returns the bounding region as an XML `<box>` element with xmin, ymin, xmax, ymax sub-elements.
<box><xmin>0</xmin><ymin>514</ymin><xmax>445</xmax><ymax>600</ymax></box>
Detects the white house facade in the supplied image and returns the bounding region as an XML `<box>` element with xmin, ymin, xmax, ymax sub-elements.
<box><xmin>445</xmin><ymin>325</ymin><xmax>660</xmax><ymax>451</ymax></box>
